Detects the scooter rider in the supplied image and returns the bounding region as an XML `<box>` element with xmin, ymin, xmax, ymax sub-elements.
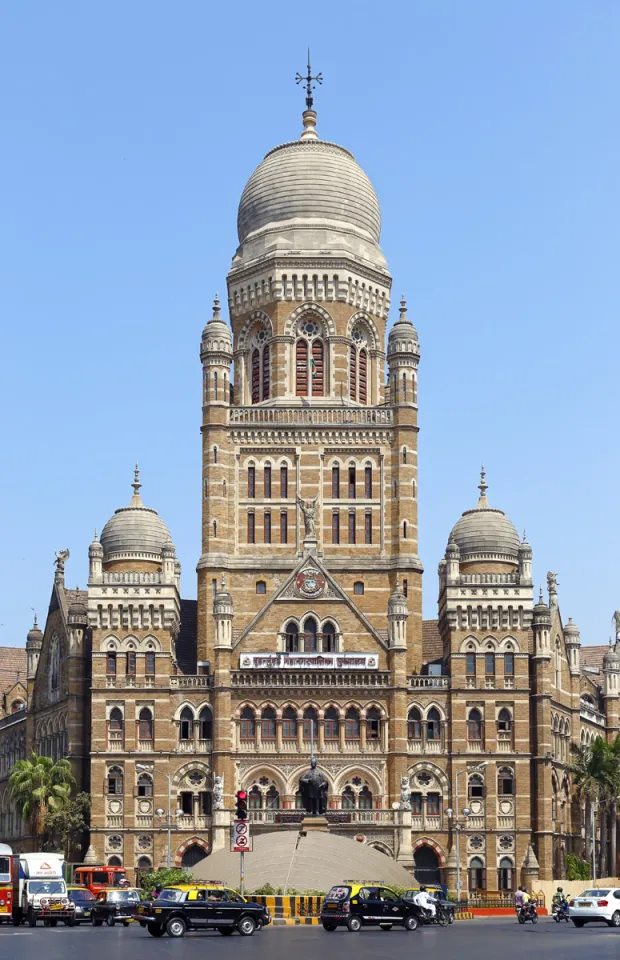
<box><xmin>412</xmin><ymin>885</ymin><xmax>437</xmax><ymax>920</ymax></box>
<box><xmin>552</xmin><ymin>887</ymin><xmax>565</xmax><ymax>908</ymax></box>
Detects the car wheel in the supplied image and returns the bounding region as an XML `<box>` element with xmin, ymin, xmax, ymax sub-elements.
<box><xmin>322</xmin><ymin>923</ymin><xmax>337</xmax><ymax>932</ymax></box>
<box><xmin>147</xmin><ymin>925</ymin><xmax>165</xmax><ymax>937</ymax></box>
<box><xmin>106</xmin><ymin>915</ymin><xmax>115</xmax><ymax>927</ymax></box>
<box><xmin>609</xmin><ymin>911</ymin><xmax>620</xmax><ymax>928</ymax></box>
<box><xmin>572</xmin><ymin>920</ymin><xmax>584</xmax><ymax>927</ymax></box>
<box><xmin>379</xmin><ymin>923</ymin><xmax>393</xmax><ymax>930</ymax></box>
<box><xmin>218</xmin><ymin>927</ymin><xmax>234</xmax><ymax>936</ymax></box>
<box><xmin>347</xmin><ymin>916</ymin><xmax>362</xmax><ymax>932</ymax></box>
<box><xmin>166</xmin><ymin>917</ymin><xmax>187</xmax><ymax>938</ymax></box>
<box><xmin>92</xmin><ymin>916</ymin><xmax>103</xmax><ymax>927</ymax></box>
<box><xmin>66</xmin><ymin>917</ymin><xmax>77</xmax><ymax>927</ymax></box>
<box><xmin>405</xmin><ymin>914</ymin><xmax>419</xmax><ymax>931</ymax></box>
<box><xmin>28</xmin><ymin>912</ymin><xmax>37</xmax><ymax>928</ymax></box>
<box><xmin>238</xmin><ymin>916</ymin><xmax>256</xmax><ymax>937</ymax></box>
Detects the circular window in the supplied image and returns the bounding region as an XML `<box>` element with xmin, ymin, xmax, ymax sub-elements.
<box><xmin>188</xmin><ymin>771</ymin><xmax>203</xmax><ymax>786</ymax></box>
<box><xmin>416</xmin><ymin>772</ymin><xmax>432</xmax><ymax>786</ymax></box>
<box><xmin>469</xmin><ymin>836</ymin><xmax>484</xmax><ymax>850</ymax></box>
<box><xmin>108</xmin><ymin>835</ymin><xmax>123</xmax><ymax>850</ymax></box>
<box><xmin>302</xmin><ymin>320</ymin><xmax>319</xmax><ymax>337</ymax></box>
<box><xmin>138</xmin><ymin>835</ymin><xmax>152</xmax><ymax>850</ymax></box>
<box><xmin>499</xmin><ymin>835</ymin><xmax>514</xmax><ymax>850</ymax></box>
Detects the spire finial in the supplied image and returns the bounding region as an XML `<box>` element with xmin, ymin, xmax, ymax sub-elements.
<box><xmin>221</xmin><ymin>574</ymin><xmax>226</xmax><ymax>592</ymax></box>
<box><xmin>33</xmin><ymin>612</ymin><xmax>38</xmax><ymax>627</ymax></box>
<box><xmin>212</xmin><ymin>292</ymin><xmax>221</xmax><ymax>321</ymax></box>
<box><xmin>522</xmin><ymin>528</ymin><xmax>527</xmax><ymax>542</ymax></box>
<box><xmin>131</xmin><ymin>463</ymin><xmax>142</xmax><ymax>503</ymax></box>
<box><xmin>479</xmin><ymin>464</ymin><xmax>488</xmax><ymax>497</ymax></box>
<box><xmin>398</xmin><ymin>294</ymin><xmax>410</xmax><ymax>323</ymax></box>
<box><xmin>539</xmin><ymin>586</ymin><xmax>544</xmax><ymax>603</ymax></box>
<box><xmin>296</xmin><ymin>49</ymin><xmax>322</xmax><ymax>110</ymax></box>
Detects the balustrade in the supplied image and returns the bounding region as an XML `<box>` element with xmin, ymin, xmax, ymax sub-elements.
<box><xmin>229</xmin><ymin>406</ymin><xmax>394</xmax><ymax>426</ymax></box>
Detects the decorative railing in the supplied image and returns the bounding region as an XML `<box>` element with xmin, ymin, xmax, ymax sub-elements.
<box><xmin>580</xmin><ymin>705</ymin><xmax>605</xmax><ymax>727</ymax></box>
<box><xmin>408</xmin><ymin>676</ymin><xmax>449</xmax><ymax>689</ymax></box>
<box><xmin>170</xmin><ymin>676</ymin><xmax>214</xmax><ymax>689</ymax></box>
<box><xmin>229</xmin><ymin>406</ymin><xmax>394</xmax><ymax>426</ymax></box>
<box><xmin>231</xmin><ymin>671</ymin><xmax>390</xmax><ymax>688</ymax></box>
<box><xmin>459</xmin><ymin>573</ymin><xmax>519</xmax><ymax>584</ymax></box>
<box><xmin>101</xmin><ymin>571</ymin><xmax>164</xmax><ymax>584</ymax></box>
<box><xmin>176</xmin><ymin>739</ymin><xmax>213</xmax><ymax>754</ymax></box>
<box><xmin>249</xmin><ymin>808</ymin><xmax>394</xmax><ymax>825</ymax></box>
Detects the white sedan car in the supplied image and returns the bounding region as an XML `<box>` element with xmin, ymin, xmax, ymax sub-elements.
<box><xmin>569</xmin><ymin>887</ymin><xmax>620</xmax><ymax>927</ymax></box>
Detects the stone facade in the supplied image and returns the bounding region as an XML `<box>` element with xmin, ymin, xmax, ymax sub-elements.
<box><xmin>2</xmin><ymin>100</ymin><xmax>619</xmax><ymax>887</ymax></box>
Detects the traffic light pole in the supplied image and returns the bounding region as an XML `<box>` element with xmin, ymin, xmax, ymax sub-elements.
<box><xmin>240</xmin><ymin>850</ymin><xmax>245</xmax><ymax>897</ymax></box>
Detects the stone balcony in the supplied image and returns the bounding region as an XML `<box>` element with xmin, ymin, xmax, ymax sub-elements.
<box><xmin>170</xmin><ymin>675</ymin><xmax>214</xmax><ymax>689</ymax></box>
<box><xmin>231</xmin><ymin>670</ymin><xmax>391</xmax><ymax>689</ymax></box>
<box><xmin>407</xmin><ymin>738</ymin><xmax>445</xmax><ymax>754</ymax></box>
<box><xmin>249</xmin><ymin>808</ymin><xmax>394</xmax><ymax>825</ymax></box>
<box><xmin>408</xmin><ymin>676</ymin><xmax>449</xmax><ymax>689</ymax></box>
<box><xmin>228</xmin><ymin>406</ymin><xmax>394</xmax><ymax>426</ymax></box>
<box><xmin>176</xmin><ymin>739</ymin><xmax>213</xmax><ymax>755</ymax></box>
<box><xmin>239</xmin><ymin>739</ymin><xmax>384</xmax><ymax>755</ymax></box>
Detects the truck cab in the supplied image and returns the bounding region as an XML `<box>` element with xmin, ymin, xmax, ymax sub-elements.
<box><xmin>12</xmin><ymin>854</ymin><xmax>74</xmax><ymax>927</ymax></box>
<box><xmin>73</xmin><ymin>866</ymin><xmax>128</xmax><ymax>896</ymax></box>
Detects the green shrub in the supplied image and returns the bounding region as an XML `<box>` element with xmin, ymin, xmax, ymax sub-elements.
<box><xmin>140</xmin><ymin>867</ymin><xmax>192</xmax><ymax>897</ymax></box>
<box><xmin>566</xmin><ymin>855</ymin><xmax>591</xmax><ymax>881</ymax></box>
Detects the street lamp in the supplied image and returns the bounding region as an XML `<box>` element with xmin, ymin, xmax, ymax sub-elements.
<box><xmin>448</xmin><ymin>762</ymin><xmax>488</xmax><ymax>902</ymax></box>
<box><xmin>155</xmin><ymin>772</ymin><xmax>182</xmax><ymax>868</ymax></box>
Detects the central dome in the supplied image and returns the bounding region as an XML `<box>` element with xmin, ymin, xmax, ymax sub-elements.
<box><xmin>448</xmin><ymin>470</ymin><xmax>520</xmax><ymax>564</ymax></box>
<box><xmin>233</xmin><ymin>110</ymin><xmax>386</xmax><ymax>271</ymax></box>
<box><xmin>100</xmin><ymin>468</ymin><xmax>172</xmax><ymax>565</ymax></box>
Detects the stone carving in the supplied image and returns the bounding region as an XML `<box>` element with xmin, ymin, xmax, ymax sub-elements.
<box><xmin>614</xmin><ymin>611</ymin><xmax>620</xmax><ymax>639</ymax></box>
<box><xmin>547</xmin><ymin>571</ymin><xmax>559</xmax><ymax>594</ymax></box>
<box><xmin>297</xmin><ymin>496</ymin><xmax>318</xmax><ymax>537</ymax></box>
<box><xmin>213</xmin><ymin>775</ymin><xmax>224</xmax><ymax>810</ymax></box>
<box><xmin>400</xmin><ymin>776</ymin><xmax>411</xmax><ymax>809</ymax></box>
<box><xmin>54</xmin><ymin>549</ymin><xmax>70</xmax><ymax>574</ymax></box>
<box><xmin>298</xmin><ymin>757</ymin><xmax>329</xmax><ymax>815</ymax></box>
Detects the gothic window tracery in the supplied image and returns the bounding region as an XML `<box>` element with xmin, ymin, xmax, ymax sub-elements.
<box><xmin>295</xmin><ymin>317</ymin><xmax>324</xmax><ymax>398</ymax></box>
<box><xmin>349</xmin><ymin>325</ymin><xmax>370</xmax><ymax>404</ymax></box>
<box><xmin>248</xmin><ymin>322</ymin><xmax>271</xmax><ymax>404</ymax></box>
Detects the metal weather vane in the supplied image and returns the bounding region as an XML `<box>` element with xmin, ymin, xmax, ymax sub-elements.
<box><xmin>296</xmin><ymin>49</ymin><xmax>322</xmax><ymax>109</ymax></box>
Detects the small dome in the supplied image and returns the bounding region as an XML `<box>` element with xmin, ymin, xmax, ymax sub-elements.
<box><xmin>387</xmin><ymin>296</ymin><xmax>420</xmax><ymax>354</ymax></box>
<box><xmin>448</xmin><ymin>469</ymin><xmax>520</xmax><ymax>563</ymax></box>
<box><xmin>234</xmin><ymin>111</ymin><xmax>386</xmax><ymax>271</ymax></box>
<box><xmin>201</xmin><ymin>294</ymin><xmax>232</xmax><ymax>351</ymax></box>
<box><xmin>68</xmin><ymin>598</ymin><xmax>88</xmax><ymax>620</ymax></box>
<box><xmin>100</xmin><ymin>467</ymin><xmax>172</xmax><ymax>564</ymax></box>
<box><xmin>563</xmin><ymin>617</ymin><xmax>580</xmax><ymax>639</ymax></box>
<box><xmin>89</xmin><ymin>534</ymin><xmax>103</xmax><ymax>558</ymax></box>
<box><xmin>604</xmin><ymin>644</ymin><xmax>620</xmax><ymax>666</ymax></box>
<box><xmin>161</xmin><ymin>539</ymin><xmax>176</xmax><ymax>559</ymax></box>
<box><xmin>27</xmin><ymin>616</ymin><xmax>43</xmax><ymax>645</ymax></box>
<box><xmin>533</xmin><ymin>588</ymin><xmax>551</xmax><ymax>622</ymax></box>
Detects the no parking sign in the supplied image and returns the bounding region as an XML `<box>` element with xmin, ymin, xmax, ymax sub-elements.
<box><xmin>231</xmin><ymin>819</ymin><xmax>253</xmax><ymax>852</ymax></box>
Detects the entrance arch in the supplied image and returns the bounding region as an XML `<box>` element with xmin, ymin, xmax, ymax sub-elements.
<box><xmin>413</xmin><ymin>844</ymin><xmax>441</xmax><ymax>886</ymax></box>
<box><xmin>181</xmin><ymin>844</ymin><xmax>208</xmax><ymax>868</ymax></box>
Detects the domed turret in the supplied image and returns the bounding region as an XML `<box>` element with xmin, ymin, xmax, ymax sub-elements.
<box><xmin>234</xmin><ymin>109</ymin><xmax>385</xmax><ymax>273</ymax></box>
<box><xmin>99</xmin><ymin>466</ymin><xmax>172</xmax><ymax>568</ymax></box>
<box><xmin>387</xmin><ymin>296</ymin><xmax>420</xmax><ymax>405</ymax></box>
<box><xmin>213</xmin><ymin>576</ymin><xmax>234</xmax><ymax>649</ymax></box>
<box><xmin>26</xmin><ymin>614</ymin><xmax>43</xmax><ymax>680</ymax></box>
<box><xmin>448</xmin><ymin>468</ymin><xmax>520</xmax><ymax>569</ymax></box>
<box><xmin>68</xmin><ymin>597</ymin><xmax>88</xmax><ymax>624</ymax></box>
<box><xmin>387</xmin><ymin>577</ymin><xmax>408</xmax><ymax>650</ymax></box>
<box><xmin>200</xmin><ymin>294</ymin><xmax>233</xmax><ymax>405</ymax></box>
<box><xmin>564</xmin><ymin>617</ymin><xmax>581</xmax><ymax>675</ymax></box>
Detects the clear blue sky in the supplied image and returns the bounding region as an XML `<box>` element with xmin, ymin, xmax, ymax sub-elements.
<box><xmin>1</xmin><ymin>2</ymin><xmax>618</xmax><ymax>648</ymax></box>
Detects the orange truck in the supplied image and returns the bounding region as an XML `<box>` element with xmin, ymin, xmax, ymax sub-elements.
<box><xmin>0</xmin><ymin>844</ymin><xmax>13</xmax><ymax>924</ymax></box>
<box><xmin>73</xmin><ymin>865</ymin><xmax>128</xmax><ymax>896</ymax></box>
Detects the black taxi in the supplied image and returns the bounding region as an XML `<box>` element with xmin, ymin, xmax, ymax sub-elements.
<box><xmin>137</xmin><ymin>884</ymin><xmax>268</xmax><ymax>938</ymax></box>
<box><xmin>320</xmin><ymin>881</ymin><xmax>420</xmax><ymax>932</ymax></box>
<box><xmin>91</xmin><ymin>888</ymin><xmax>142</xmax><ymax>926</ymax></box>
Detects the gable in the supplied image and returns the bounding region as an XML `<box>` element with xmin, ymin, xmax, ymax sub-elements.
<box><xmin>233</xmin><ymin>555</ymin><xmax>386</xmax><ymax>650</ymax></box>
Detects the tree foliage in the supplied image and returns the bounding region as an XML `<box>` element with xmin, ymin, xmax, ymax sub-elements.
<box><xmin>566</xmin><ymin>854</ymin><xmax>591</xmax><ymax>881</ymax></box>
<box><xmin>43</xmin><ymin>792</ymin><xmax>90</xmax><ymax>857</ymax></box>
<box><xmin>139</xmin><ymin>867</ymin><xmax>192</xmax><ymax>897</ymax></box>
<box><xmin>8</xmin><ymin>752</ymin><xmax>76</xmax><ymax>836</ymax></box>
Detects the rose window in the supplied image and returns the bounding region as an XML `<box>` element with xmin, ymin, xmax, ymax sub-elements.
<box><xmin>469</xmin><ymin>835</ymin><xmax>484</xmax><ymax>850</ymax></box>
<box><xmin>108</xmin><ymin>835</ymin><xmax>122</xmax><ymax>850</ymax></box>
<box><xmin>138</xmin><ymin>835</ymin><xmax>152</xmax><ymax>850</ymax></box>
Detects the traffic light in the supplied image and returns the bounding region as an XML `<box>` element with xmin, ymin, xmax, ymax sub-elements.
<box><xmin>235</xmin><ymin>790</ymin><xmax>248</xmax><ymax>820</ymax></box>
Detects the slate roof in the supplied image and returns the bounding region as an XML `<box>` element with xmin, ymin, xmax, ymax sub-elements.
<box><xmin>0</xmin><ymin>646</ymin><xmax>27</xmax><ymax>693</ymax></box>
<box><xmin>580</xmin><ymin>645</ymin><xmax>608</xmax><ymax>674</ymax></box>
<box><xmin>422</xmin><ymin>619</ymin><xmax>443</xmax><ymax>663</ymax></box>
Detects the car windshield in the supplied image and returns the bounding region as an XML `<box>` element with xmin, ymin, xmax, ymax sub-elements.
<box><xmin>326</xmin><ymin>886</ymin><xmax>351</xmax><ymax>900</ymax></box>
<box><xmin>580</xmin><ymin>889</ymin><xmax>610</xmax><ymax>897</ymax></box>
<box><xmin>159</xmin><ymin>889</ymin><xmax>185</xmax><ymax>902</ymax></box>
<box><xmin>69</xmin><ymin>890</ymin><xmax>95</xmax><ymax>902</ymax></box>
<box><xmin>109</xmin><ymin>890</ymin><xmax>140</xmax><ymax>902</ymax></box>
<box><xmin>29</xmin><ymin>881</ymin><xmax>65</xmax><ymax>895</ymax></box>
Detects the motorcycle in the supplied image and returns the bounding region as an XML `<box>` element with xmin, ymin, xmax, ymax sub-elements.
<box><xmin>518</xmin><ymin>900</ymin><xmax>538</xmax><ymax>924</ymax></box>
<box><xmin>411</xmin><ymin>901</ymin><xmax>450</xmax><ymax>927</ymax></box>
<box><xmin>552</xmin><ymin>900</ymin><xmax>570</xmax><ymax>923</ymax></box>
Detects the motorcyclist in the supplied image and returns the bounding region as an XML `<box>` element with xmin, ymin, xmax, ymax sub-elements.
<box><xmin>411</xmin><ymin>885</ymin><xmax>437</xmax><ymax>920</ymax></box>
<box><xmin>514</xmin><ymin>887</ymin><xmax>525</xmax><ymax>912</ymax></box>
<box><xmin>552</xmin><ymin>887</ymin><xmax>564</xmax><ymax>908</ymax></box>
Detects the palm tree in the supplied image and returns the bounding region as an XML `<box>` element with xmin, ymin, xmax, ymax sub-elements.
<box><xmin>9</xmin><ymin>752</ymin><xmax>75</xmax><ymax>839</ymax></box>
<box><xmin>568</xmin><ymin>738</ymin><xmax>608</xmax><ymax>876</ymax></box>
<box><xmin>602</xmin><ymin>735</ymin><xmax>620</xmax><ymax>877</ymax></box>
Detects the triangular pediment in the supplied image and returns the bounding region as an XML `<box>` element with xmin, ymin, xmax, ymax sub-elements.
<box><xmin>233</xmin><ymin>553</ymin><xmax>386</xmax><ymax>650</ymax></box>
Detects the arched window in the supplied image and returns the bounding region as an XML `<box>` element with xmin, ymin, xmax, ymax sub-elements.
<box><xmin>213</xmin><ymin>446</ymin><xmax>217</xmax><ymax>463</ymax></box>
<box><xmin>349</xmin><ymin>345</ymin><xmax>357</xmax><ymax>400</ymax></box>
<box><xmin>359</xmin><ymin>786</ymin><xmax>373</xmax><ymax>809</ymax></box>
<box><xmin>240</xmin><ymin>707</ymin><xmax>255</xmax><ymax>740</ymax></box>
<box><xmin>108</xmin><ymin>856</ymin><xmax>122</xmax><ymax>867</ymax></box>
<box><xmin>282</xmin><ymin>707</ymin><xmax>297</xmax><ymax>739</ymax></box>
<box><xmin>248</xmin><ymin>786</ymin><xmax>262</xmax><ymax>809</ymax></box>
<box><xmin>498</xmin><ymin>857</ymin><xmax>514</xmax><ymax>891</ymax></box>
<box><xmin>109</xmin><ymin>708</ymin><xmax>123</xmax><ymax>732</ymax></box>
<box><xmin>469</xmin><ymin>857</ymin><xmax>485</xmax><ymax>891</ymax></box>
<box><xmin>285</xmin><ymin>621</ymin><xmax>299</xmax><ymax>653</ymax></box>
<box><xmin>366</xmin><ymin>706</ymin><xmax>381</xmax><ymax>740</ymax></box>
<box><xmin>137</xmin><ymin>856</ymin><xmax>152</xmax><ymax>872</ymax></box>
<box><xmin>303</xmin><ymin>707</ymin><xmax>318</xmax><ymax>740</ymax></box>
<box><xmin>311</xmin><ymin>339</ymin><xmax>324</xmax><ymax>396</ymax></box>
<box><xmin>247</xmin><ymin>512</ymin><xmax>255</xmax><ymax>543</ymax></box>
<box><xmin>251</xmin><ymin>348</ymin><xmax>260</xmax><ymax>404</ymax></box>
<box><xmin>106</xmin><ymin>652</ymin><xmax>117</xmax><ymax>676</ymax></box>
<box><xmin>107</xmin><ymin>766</ymin><xmax>123</xmax><ymax>795</ymax></box>
<box><xmin>323</xmin><ymin>621</ymin><xmax>336</xmax><ymax>652</ymax></box>
<box><xmin>213</xmin><ymin>371</ymin><xmax>218</xmax><ymax>400</ymax></box>
<box><xmin>555</xmin><ymin>640</ymin><xmax>562</xmax><ymax>689</ymax></box>
<box><xmin>427</xmin><ymin>707</ymin><xmax>441</xmax><ymax>741</ymax></box>
<box><xmin>403</xmin><ymin>521</ymin><xmax>407</xmax><ymax>538</ymax></box>
<box><xmin>137</xmin><ymin>773</ymin><xmax>153</xmax><ymax>798</ymax></box>
<box><xmin>262</xmin><ymin>344</ymin><xmax>270</xmax><ymax>400</ymax></box>
<box><xmin>256</xmin><ymin>580</ymin><xmax>267</xmax><ymax>594</ymax></box>
<box><xmin>467</xmin><ymin>708</ymin><xmax>483</xmax><ymax>741</ymax></box>
<box><xmin>265</xmin><ymin>786</ymin><xmax>280</xmax><ymax>809</ymax></box>
<box><xmin>345</xmin><ymin>707</ymin><xmax>360</xmax><ymax>739</ymax></box>
<box><xmin>324</xmin><ymin>707</ymin><xmax>339</xmax><ymax>740</ymax></box>
<box><xmin>468</xmin><ymin>773</ymin><xmax>485</xmax><ymax>799</ymax></box>
<box><xmin>342</xmin><ymin>786</ymin><xmax>356</xmax><ymax>809</ymax></box>
<box><xmin>485</xmin><ymin>653</ymin><xmax>495</xmax><ymax>676</ymax></box>
<box><xmin>261</xmin><ymin>707</ymin><xmax>276</xmax><ymax>740</ymax></box>
<box><xmin>358</xmin><ymin>349</ymin><xmax>368</xmax><ymax>403</ymax></box>
<box><xmin>498</xmin><ymin>766</ymin><xmax>514</xmax><ymax>796</ymax></box>
<box><xmin>497</xmin><ymin>708</ymin><xmax>512</xmax><ymax>733</ymax></box>
<box><xmin>296</xmin><ymin>339</ymin><xmax>308</xmax><ymax>396</ymax></box>
<box><xmin>412</xmin><ymin>480</ymin><xmax>416</xmax><ymax>498</ymax></box>
<box><xmin>248</xmin><ymin>464</ymin><xmax>256</xmax><ymax>498</ymax></box>
<box><xmin>304</xmin><ymin>617</ymin><xmax>318</xmax><ymax>652</ymax></box>
<box><xmin>179</xmin><ymin>707</ymin><xmax>193</xmax><ymax>741</ymax></box>
<box><xmin>264</xmin><ymin>464</ymin><xmax>272</xmax><ymax>498</ymax></box>
<box><xmin>138</xmin><ymin>708</ymin><xmax>153</xmax><ymax>741</ymax></box>
<box><xmin>403</xmin><ymin>447</ymin><xmax>407</xmax><ymax>464</ymax></box>
<box><xmin>408</xmin><ymin>707</ymin><xmax>422</xmax><ymax>740</ymax></box>
<box><xmin>353</xmin><ymin>581</ymin><xmax>364</xmax><ymax>595</ymax></box>
<box><xmin>402</xmin><ymin>373</ymin><xmax>407</xmax><ymax>401</ymax></box>
<box><xmin>280</xmin><ymin>464</ymin><xmax>288</xmax><ymax>498</ymax></box>
<box><xmin>199</xmin><ymin>707</ymin><xmax>212</xmax><ymax>741</ymax></box>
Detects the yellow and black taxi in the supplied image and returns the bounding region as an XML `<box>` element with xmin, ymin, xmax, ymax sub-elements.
<box><xmin>66</xmin><ymin>885</ymin><xmax>96</xmax><ymax>924</ymax></box>
<box><xmin>91</xmin><ymin>887</ymin><xmax>142</xmax><ymax>927</ymax></box>
<box><xmin>136</xmin><ymin>883</ymin><xmax>269</xmax><ymax>938</ymax></box>
<box><xmin>320</xmin><ymin>881</ymin><xmax>421</xmax><ymax>932</ymax></box>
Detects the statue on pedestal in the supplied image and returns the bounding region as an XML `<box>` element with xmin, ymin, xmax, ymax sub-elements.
<box><xmin>298</xmin><ymin>756</ymin><xmax>328</xmax><ymax>816</ymax></box>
